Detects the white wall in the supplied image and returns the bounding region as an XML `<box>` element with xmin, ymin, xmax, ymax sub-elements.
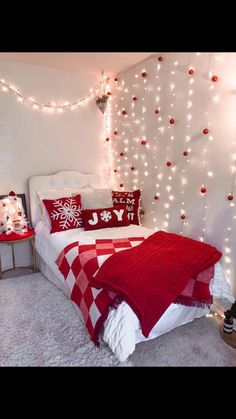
<box><xmin>109</xmin><ymin>52</ymin><xmax>236</xmax><ymax>297</ymax></box>
<box><xmin>0</xmin><ymin>58</ymin><xmax>105</xmax><ymax>270</ymax></box>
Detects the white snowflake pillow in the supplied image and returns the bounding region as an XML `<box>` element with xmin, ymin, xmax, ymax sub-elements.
<box><xmin>38</xmin><ymin>187</ymin><xmax>85</xmax><ymax>228</ymax></box>
<box><xmin>42</xmin><ymin>194</ymin><xmax>83</xmax><ymax>233</ymax></box>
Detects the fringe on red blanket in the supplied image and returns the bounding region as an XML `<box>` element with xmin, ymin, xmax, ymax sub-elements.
<box><xmin>174</xmin><ymin>295</ymin><xmax>212</xmax><ymax>309</ymax></box>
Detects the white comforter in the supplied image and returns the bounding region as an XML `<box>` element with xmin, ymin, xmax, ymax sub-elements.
<box><xmin>35</xmin><ymin>221</ymin><xmax>235</xmax><ymax>362</ymax></box>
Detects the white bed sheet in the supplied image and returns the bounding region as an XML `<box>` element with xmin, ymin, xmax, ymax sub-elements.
<box><xmin>34</xmin><ymin>220</ymin><xmax>235</xmax><ymax>363</ymax></box>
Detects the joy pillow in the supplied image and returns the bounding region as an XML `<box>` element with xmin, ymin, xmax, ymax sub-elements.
<box><xmin>82</xmin><ymin>205</ymin><xmax>129</xmax><ymax>231</ymax></box>
<box><xmin>42</xmin><ymin>194</ymin><xmax>83</xmax><ymax>233</ymax></box>
<box><xmin>112</xmin><ymin>189</ymin><xmax>141</xmax><ymax>225</ymax></box>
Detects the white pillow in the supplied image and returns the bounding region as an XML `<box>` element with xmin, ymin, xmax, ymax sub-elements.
<box><xmin>73</xmin><ymin>188</ymin><xmax>113</xmax><ymax>209</ymax></box>
<box><xmin>38</xmin><ymin>187</ymin><xmax>92</xmax><ymax>228</ymax></box>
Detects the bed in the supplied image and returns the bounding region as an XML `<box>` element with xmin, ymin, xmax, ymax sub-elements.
<box><xmin>28</xmin><ymin>170</ymin><xmax>235</xmax><ymax>363</ymax></box>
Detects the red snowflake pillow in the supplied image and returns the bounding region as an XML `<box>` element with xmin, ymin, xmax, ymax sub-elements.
<box><xmin>112</xmin><ymin>190</ymin><xmax>141</xmax><ymax>225</ymax></box>
<box><xmin>42</xmin><ymin>194</ymin><xmax>83</xmax><ymax>233</ymax></box>
<box><xmin>82</xmin><ymin>205</ymin><xmax>130</xmax><ymax>231</ymax></box>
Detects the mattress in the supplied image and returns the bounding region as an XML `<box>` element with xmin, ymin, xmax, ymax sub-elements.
<box><xmin>34</xmin><ymin>220</ymin><xmax>234</xmax><ymax>362</ymax></box>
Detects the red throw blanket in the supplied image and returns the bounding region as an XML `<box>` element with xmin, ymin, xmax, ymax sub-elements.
<box><xmin>91</xmin><ymin>231</ymin><xmax>222</xmax><ymax>338</ymax></box>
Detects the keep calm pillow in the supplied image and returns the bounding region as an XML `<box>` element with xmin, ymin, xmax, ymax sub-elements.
<box><xmin>112</xmin><ymin>190</ymin><xmax>141</xmax><ymax>225</ymax></box>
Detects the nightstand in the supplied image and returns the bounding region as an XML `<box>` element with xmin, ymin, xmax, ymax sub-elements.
<box><xmin>0</xmin><ymin>229</ymin><xmax>36</xmax><ymax>279</ymax></box>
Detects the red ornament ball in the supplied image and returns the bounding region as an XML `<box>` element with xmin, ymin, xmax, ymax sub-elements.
<box><xmin>140</xmin><ymin>210</ymin><xmax>145</xmax><ymax>215</ymax></box>
<box><xmin>141</xmin><ymin>140</ymin><xmax>147</xmax><ymax>145</ymax></box>
<box><xmin>203</xmin><ymin>128</ymin><xmax>209</xmax><ymax>135</ymax></box>
<box><xmin>120</xmin><ymin>152</ymin><xmax>124</xmax><ymax>156</ymax></box>
<box><xmin>132</xmin><ymin>96</ymin><xmax>137</xmax><ymax>101</ymax></box>
<box><xmin>188</xmin><ymin>68</ymin><xmax>194</xmax><ymax>75</ymax></box>
<box><xmin>211</xmin><ymin>75</ymin><xmax>218</xmax><ymax>82</ymax></box>
<box><xmin>114</xmin><ymin>130</ymin><xmax>118</xmax><ymax>135</ymax></box>
<box><xmin>114</xmin><ymin>169</ymin><xmax>117</xmax><ymax>173</ymax></box>
<box><xmin>131</xmin><ymin>166</ymin><xmax>135</xmax><ymax>171</ymax></box>
<box><xmin>122</xmin><ymin>110</ymin><xmax>127</xmax><ymax>115</ymax></box>
<box><xmin>183</xmin><ymin>151</ymin><xmax>188</xmax><ymax>156</ymax></box>
<box><xmin>166</xmin><ymin>161</ymin><xmax>172</xmax><ymax>167</ymax></box>
<box><xmin>114</xmin><ymin>77</ymin><xmax>118</xmax><ymax>82</ymax></box>
<box><xmin>201</xmin><ymin>187</ymin><xmax>207</xmax><ymax>194</ymax></box>
<box><xmin>120</xmin><ymin>183</ymin><xmax>124</xmax><ymax>188</ymax></box>
<box><xmin>142</xmin><ymin>72</ymin><xmax>147</xmax><ymax>78</ymax></box>
<box><xmin>180</xmin><ymin>214</ymin><xmax>186</xmax><ymax>220</ymax></box>
<box><xmin>107</xmin><ymin>91</ymin><xmax>112</xmax><ymax>96</ymax></box>
<box><xmin>227</xmin><ymin>194</ymin><xmax>234</xmax><ymax>201</ymax></box>
<box><xmin>155</xmin><ymin>109</ymin><xmax>160</xmax><ymax>114</ymax></box>
<box><xmin>105</xmin><ymin>137</ymin><xmax>110</xmax><ymax>142</ymax></box>
<box><xmin>170</xmin><ymin>118</ymin><xmax>175</xmax><ymax>124</ymax></box>
<box><xmin>154</xmin><ymin>195</ymin><xmax>159</xmax><ymax>200</ymax></box>
<box><xmin>158</xmin><ymin>56</ymin><xmax>163</xmax><ymax>62</ymax></box>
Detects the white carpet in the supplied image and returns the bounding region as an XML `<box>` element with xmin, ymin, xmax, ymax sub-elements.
<box><xmin>1</xmin><ymin>273</ymin><xmax>236</xmax><ymax>367</ymax></box>
<box><xmin>0</xmin><ymin>273</ymin><xmax>133</xmax><ymax>366</ymax></box>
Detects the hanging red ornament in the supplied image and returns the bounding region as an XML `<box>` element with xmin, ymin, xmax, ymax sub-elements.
<box><xmin>201</xmin><ymin>187</ymin><xmax>207</xmax><ymax>194</ymax></box>
<box><xmin>180</xmin><ymin>214</ymin><xmax>186</xmax><ymax>220</ymax></box>
<box><xmin>155</xmin><ymin>109</ymin><xmax>160</xmax><ymax>114</ymax></box>
<box><xmin>170</xmin><ymin>118</ymin><xmax>175</xmax><ymax>124</ymax></box>
<box><xmin>132</xmin><ymin>96</ymin><xmax>137</xmax><ymax>101</ymax></box>
<box><xmin>142</xmin><ymin>71</ymin><xmax>147</xmax><ymax>78</ymax></box>
<box><xmin>140</xmin><ymin>209</ymin><xmax>145</xmax><ymax>215</ymax></box>
<box><xmin>154</xmin><ymin>195</ymin><xmax>159</xmax><ymax>200</ymax></box>
<box><xmin>227</xmin><ymin>194</ymin><xmax>234</xmax><ymax>201</ymax></box>
<box><xmin>122</xmin><ymin>110</ymin><xmax>127</xmax><ymax>115</ymax></box>
<box><xmin>141</xmin><ymin>140</ymin><xmax>147</xmax><ymax>145</ymax></box>
<box><xmin>203</xmin><ymin>128</ymin><xmax>209</xmax><ymax>135</ymax></box>
<box><xmin>114</xmin><ymin>169</ymin><xmax>117</xmax><ymax>173</ymax></box>
<box><xmin>211</xmin><ymin>75</ymin><xmax>218</xmax><ymax>82</ymax></box>
<box><xmin>188</xmin><ymin>68</ymin><xmax>194</xmax><ymax>75</ymax></box>
<box><xmin>105</xmin><ymin>137</ymin><xmax>110</xmax><ymax>142</ymax></box>
<box><xmin>131</xmin><ymin>166</ymin><xmax>135</xmax><ymax>171</ymax></box>
<box><xmin>107</xmin><ymin>91</ymin><xmax>112</xmax><ymax>96</ymax></box>
<box><xmin>183</xmin><ymin>151</ymin><xmax>188</xmax><ymax>156</ymax></box>
<box><xmin>120</xmin><ymin>183</ymin><xmax>124</xmax><ymax>188</ymax></box>
<box><xmin>114</xmin><ymin>77</ymin><xmax>118</xmax><ymax>82</ymax></box>
<box><xmin>114</xmin><ymin>130</ymin><xmax>118</xmax><ymax>135</ymax></box>
<box><xmin>120</xmin><ymin>152</ymin><xmax>124</xmax><ymax>156</ymax></box>
<box><xmin>158</xmin><ymin>56</ymin><xmax>163</xmax><ymax>62</ymax></box>
<box><xmin>166</xmin><ymin>161</ymin><xmax>172</xmax><ymax>167</ymax></box>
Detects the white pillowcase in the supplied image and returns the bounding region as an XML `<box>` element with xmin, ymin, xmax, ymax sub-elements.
<box><xmin>72</xmin><ymin>188</ymin><xmax>113</xmax><ymax>209</ymax></box>
<box><xmin>37</xmin><ymin>187</ymin><xmax>92</xmax><ymax>228</ymax></box>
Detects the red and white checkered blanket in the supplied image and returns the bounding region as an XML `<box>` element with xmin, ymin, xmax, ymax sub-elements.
<box><xmin>55</xmin><ymin>237</ymin><xmax>145</xmax><ymax>345</ymax></box>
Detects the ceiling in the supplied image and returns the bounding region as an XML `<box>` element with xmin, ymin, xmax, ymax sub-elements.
<box><xmin>0</xmin><ymin>52</ymin><xmax>153</xmax><ymax>77</ymax></box>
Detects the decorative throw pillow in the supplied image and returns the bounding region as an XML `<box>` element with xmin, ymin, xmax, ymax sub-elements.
<box><xmin>72</xmin><ymin>188</ymin><xmax>113</xmax><ymax>209</ymax></box>
<box><xmin>38</xmin><ymin>187</ymin><xmax>84</xmax><ymax>228</ymax></box>
<box><xmin>42</xmin><ymin>194</ymin><xmax>83</xmax><ymax>233</ymax></box>
<box><xmin>82</xmin><ymin>205</ymin><xmax>130</xmax><ymax>231</ymax></box>
<box><xmin>112</xmin><ymin>190</ymin><xmax>141</xmax><ymax>225</ymax></box>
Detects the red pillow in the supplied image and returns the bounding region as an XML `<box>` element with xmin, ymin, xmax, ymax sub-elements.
<box><xmin>42</xmin><ymin>194</ymin><xmax>83</xmax><ymax>233</ymax></box>
<box><xmin>112</xmin><ymin>190</ymin><xmax>141</xmax><ymax>225</ymax></box>
<box><xmin>82</xmin><ymin>205</ymin><xmax>129</xmax><ymax>231</ymax></box>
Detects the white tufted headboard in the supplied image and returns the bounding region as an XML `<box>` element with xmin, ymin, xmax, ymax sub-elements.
<box><xmin>28</xmin><ymin>171</ymin><xmax>102</xmax><ymax>227</ymax></box>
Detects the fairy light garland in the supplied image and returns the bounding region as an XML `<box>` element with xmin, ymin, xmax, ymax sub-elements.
<box><xmin>0</xmin><ymin>77</ymin><xmax>100</xmax><ymax>112</ymax></box>
<box><xmin>152</xmin><ymin>59</ymin><xmax>164</xmax><ymax>230</ymax></box>
<box><xmin>162</xmin><ymin>58</ymin><xmax>177</xmax><ymax>231</ymax></box>
<box><xmin>110</xmin><ymin>54</ymin><xmax>236</xmax><ymax>293</ymax></box>
<box><xmin>223</xmin><ymin>155</ymin><xmax>236</xmax><ymax>283</ymax></box>
<box><xmin>198</xmin><ymin>53</ymin><xmax>214</xmax><ymax>242</ymax></box>
<box><xmin>179</xmin><ymin>57</ymin><xmax>195</xmax><ymax>236</ymax></box>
